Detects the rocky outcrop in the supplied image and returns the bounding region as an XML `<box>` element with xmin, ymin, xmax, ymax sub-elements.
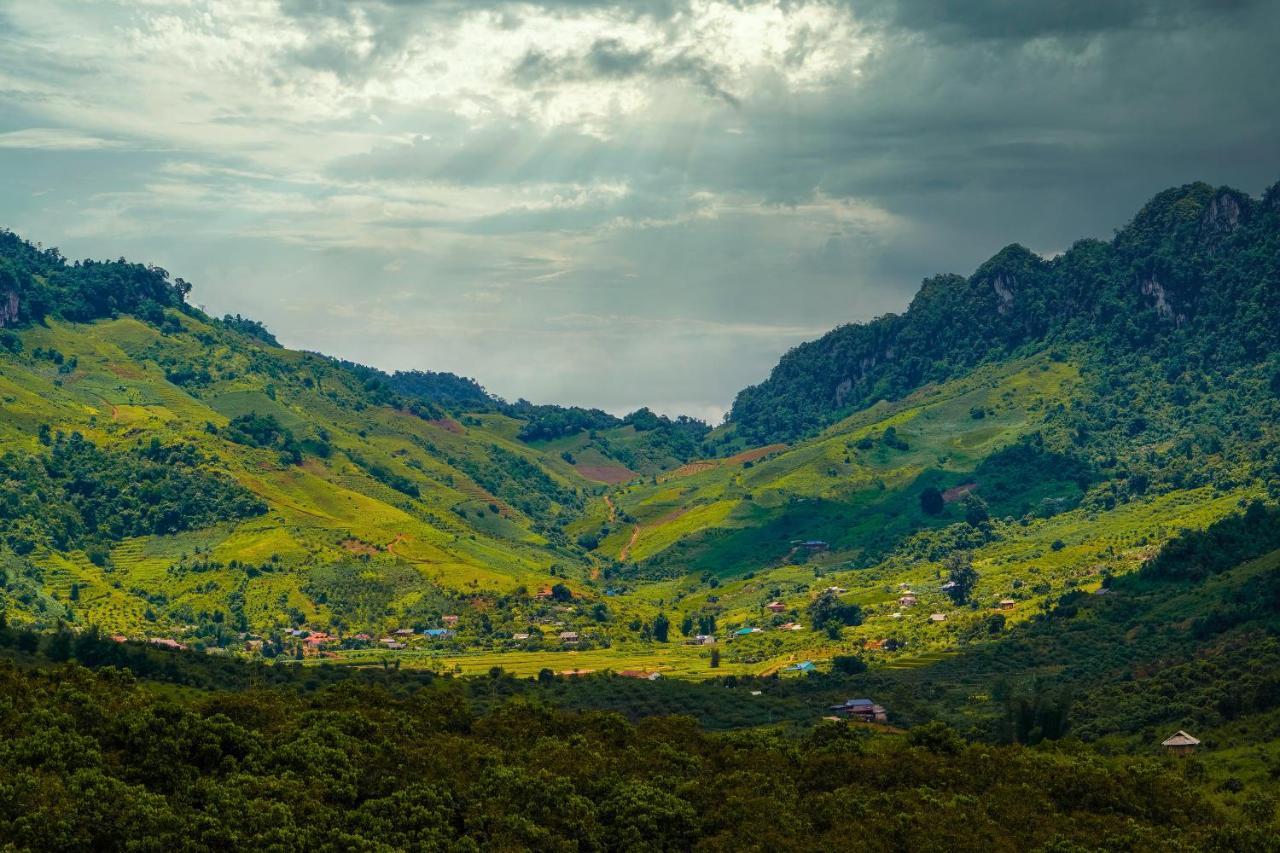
<box><xmin>0</xmin><ymin>291</ymin><xmax>17</xmax><ymax>327</ymax></box>
<box><xmin>1139</xmin><ymin>275</ymin><xmax>1177</xmax><ymax>323</ymax></box>
<box><xmin>991</xmin><ymin>274</ymin><xmax>1015</xmax><ymax>314</ymax></box>
<box><xmin>1200</xmin><ymin>190</ymin><xmax>1248</xmax><ymax>240</ymax></box>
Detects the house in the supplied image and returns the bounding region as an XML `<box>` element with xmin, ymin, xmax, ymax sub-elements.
<box><xmin>559</xmin><ymin>631</ymin><xmax>579</xmax><ymax>643</ymax></box>
<box><xmin>394</xmin><ymin>628</ymin><xmax>415</xmax><ymax>636</ymax></box>
<box><xmin>619</xmin><ymin>670</ymin><xmax>663</xmax><ymax>681</ymax></box>
<box><xmin>929</xmin><ymin>613</ymin><xmax>947</xmax><ymax>623</ymax></box>
<box><xmin>385</xmin><ymin>642</ymin><xmax>406</xmax><ymax>650</ymax></box>
<box><xmin>535</xmin><ymin>587</ymin><xmax>554</xmax><ymax>599</ymax></box>
<box><xmin>801</xmin><ymin>540</ymin><xmax>829</xmax><ymax>550</ymax></box>
<box><xmin>512</xmin><ymin>632</ymin><xmax>531</xmax><ymax>641</ymax></box>
<box><xmin>828</xmin><ymin>698</ymin><xmax>888</xmax><ymax>723</ymax></box>
<box><xmin>766</xmin><ymin>601</ymin><xmax>787</xmax><ymax>614</ymax></box>
<box><xmin>941</xmin><ymin>581</ymin><xmax>957</xmax><ymax>591</ymax></box>
<box><xmin>734</xmin><ymin>627</ymin><xmax>760</xmax><ymax>636</ymax></box>
<box><xmin>864</xmin><ymin>639</ymin><xmax>887</xmax><ymax>651</ymax></box>
<box><xmin>787</xmin><ymin>661</ymin><xmax>816</xmax><ymax>673</ymax></box>
<box><xmin>109</xmin><ymin>634</ymin><xmax>128</xmax><ymax>643</ymax></box>
<box><xmin>825</xmin><ymin>586</ymin><xmax>847</xmax><ymax>594</ymax></box>
<box><xmin>749</xmin><ymin>690</ymin><xmax>763</xmax><ymax>696</ymax></box>
<box><xmin>999</xmin><ymin>599</ymin><xmax>1017</xmax><ymax>611</ymax></box>
<box><xmin>148</xmin><ymin>637</ymin><xmax>187</xmax><ymax>651</ymax></box>
<box><xmin>423</xmin><ymin>628</ymin><xmax>453</xmax><ymax>638</ymax></box>
<box><xmin>442</xmin><ymin>615</ymin><xmax>459</xmax><ymax>626</ymax></box>
<box><xmin>353</xmin><ymin>633</ymin><xmax>372</xmax><ymax>641</ymax></box>
<box><xmin>898</xmin><ymin>594</ymin><xmax>918</xmax><ymax>607</ymax></box>
<box><xmin>1162</xmin><ymin>730</ymin><xmax>1200</xmax><ymax>755</ymax></box>
<box><xmin>692</xmin><ymin>634</ymin><xmax>716</xmax><ymax>645</ymax></box>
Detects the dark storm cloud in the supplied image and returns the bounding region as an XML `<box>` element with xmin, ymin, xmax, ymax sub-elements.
<box><xmin>511</xmin><ymin>38</ymin><xmax>739</xmax><ymax>105</ymax></box>
<box><xmin>862</xmin><ymin>0</ymin><xmax>1261</xmax><ymax>40</ymax></box>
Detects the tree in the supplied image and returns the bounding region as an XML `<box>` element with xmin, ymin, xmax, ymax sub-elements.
<box><xmin>945</xmin><ymin>552</ymin><xmax>978</xmax><ymax>605</ymax></box>
<box><xmin>653</xmin><ymin>613</ymin><xmax>670</xmax><ymax>643</ymax></box>
<box><xmin>709</xmin><ymin>648</ymin><xmax>720</xmax><ymax>668</ymax></box>
<box><xmin>808</xmin><ymin>590</ymin><xmax>862</xmax><ymax>630</ymax></box>
<box><xmin>920</xmin><ymin>487</ymin><xmax>945</xmax><ymax>516</ymax></box>
<box><xmin>963</xmin><ymin>494</ymin><xmax>990</xmax><ymax>527</ymax></box>
<box><xmin>832</xmin><ymin>654</ymin><xmax>867</xmax><ymax>675</ymax></box>
<box><xmin>47</xmin><ymin>629</ymin><xmax>73</xmax><ymax>662</ymax></box>
<box><xmin>550</xmin><ymin>583</ymin><xmax>573</xmax><ymax>602</ymax></box>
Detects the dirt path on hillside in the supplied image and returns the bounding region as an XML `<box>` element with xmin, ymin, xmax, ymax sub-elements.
<box><xmin>604</xmin><ymin>495</ymin><xmax>617</xmax><ymax>523</ymax></box>
<box><xmin>619</xmin><ymin>525</ymin><xmax>641</xmax><ymax>561</ymax></box>
<box><xmin>384</xmin><ymin>533</ymin><xmax>409</xmax><ymax>555</ymax></box>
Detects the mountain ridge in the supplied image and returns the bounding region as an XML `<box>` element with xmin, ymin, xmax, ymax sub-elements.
<box><xmin>727</xmin><ymin>179</ymin><xmax>1280</xmax><ymax>445</ymax></box>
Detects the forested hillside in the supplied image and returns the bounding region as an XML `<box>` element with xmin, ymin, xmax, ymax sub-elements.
<box><xmin>0</xmin><ymin>179</ymin><xmax>1277</xmax><ymax>689</ymax></box>
<box><xmin>729</xmin><ymin>181</ymin><xmax>1280</xmax><ymax>446</ymax></box>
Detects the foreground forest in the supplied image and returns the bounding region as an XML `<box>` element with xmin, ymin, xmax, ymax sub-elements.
<box><xmin>1</xmin><ymin>507</ymin><xmax>1279</xmax><ymax>850</ymax></box>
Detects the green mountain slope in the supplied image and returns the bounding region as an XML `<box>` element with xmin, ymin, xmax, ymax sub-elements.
<box><xmin>0</xmin><ymin>178</ymin><xmax>1277</xmax><ymax>676</ymax></box>
<box><xmin>729</xmin><ymin>181</ymin><xmax>1280</xmax><ymax>447</ymax></box>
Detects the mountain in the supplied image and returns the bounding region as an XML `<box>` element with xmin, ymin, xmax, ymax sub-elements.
<box><xmin>728</xmin><ymin>181</ymin><xmax>1280</xmax><ymax>445</ymax></box>
<box><xmin>2</xmin><ymin>180</ymin><xmax>1280</xmax><ymax>849</ymax></box>
<box><xmin>0</xmin><ymin>179</ymin><xmax>1277</xmax><ymax>683</ymax></box>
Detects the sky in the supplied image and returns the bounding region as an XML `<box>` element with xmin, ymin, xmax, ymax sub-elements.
<box><xmin>1</xmin><ymin>1</ymin><xmax>1277</xmax><ymax>422</ymax></box>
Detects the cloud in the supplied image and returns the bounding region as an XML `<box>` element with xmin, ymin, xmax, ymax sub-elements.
<box><xmin>863</xmin><ymin>0</ymin><xmax>1261</xmax><ymax>41</ymax></box>
<box><xmin>511</xmin><ymin>37</ymin><xmax>740</xmax><ymax>105</ymax></box>
<box><xmin>0</xmin><ymin>127</ymin><xmax>127</xmax><ymax>150</ymax></box>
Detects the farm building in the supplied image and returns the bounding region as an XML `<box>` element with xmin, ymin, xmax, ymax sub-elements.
<box><xmin>1162</xmin><ymin>731</ymin><xmax>1200</xmax><ymax>755</ymax></box>
<box><xmin>691</xmin><ymin>634</ymin><xmax>716</xmax><ymax>645</ymax></box>
<box><xmin>766</xmin><ymin>601</ymin><xmax>787</xmax><ymax>613</ymax></box>
<box><xmin>929</xmin><ymin>613</ymin><xmax>947</xmax><ymax>623</ymax></box>
<box><xmin>618</xmin><ymin>670</ymin><xmax>662</xmax><ymax>681</ymax></box>
<box><xmin>559</xmin><ymin>631</ymin><xmax>580</xmax><ymax>644</ymax></box>
<box><xmin>828</xmin><ymin>698</ymin><xmax>888</xmax><ymax>723</ymax></box>
<box><xmin>999</xmin><ymin>599</ymin><xmax>1017</xmax><ymax>611</ymax></box>
<box><xmin>787</xmin><ymin>661</ymin><xmax>817</xmax><ymax>673</ymax></box>
<box><xmin>511</xmin><ymin>632</ymin><xmax>530</xmax><ymax>640</ymax></box>
<box><xmin>898</xmin><ymin>594</ymin><xmax>918</xmax><ymax>607</ymax></box>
